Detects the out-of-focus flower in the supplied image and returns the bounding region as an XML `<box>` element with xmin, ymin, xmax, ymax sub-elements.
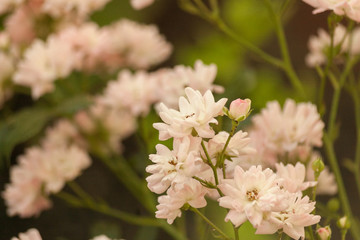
<box><xmin>108</xmin><ymin>19</ymin><xmax>172</xmax><ymax>69</ymax></box>
<box><xmin>146</xmin><ymin>136</ymin><xmax>204</xmax><ymax>194</ymax></box>
<box><xmin>5</xmin><ymin>5</ymin><xmax>36</xmax><ymax>46</ymax></box>
<box><xmin>275</xmin><ymin>162</ymin><xmax>317</xmax><ymax>193</ymax></box>
<box><xmin>13</xmin><ymin>36</ymin><xmax>76</xmax><ymax>99</ymax></box>
<box><xmin>11</xmin><ymin>228</ymin><xmax>42</xmax><ymax>240</ymax></box>
<box><xmin>306</xmin><ymin>25</ymin><xmax>348</xmax><ymax>67</ymax></box>
<box><xmin>154</xmin><ymin>87</ymin><xmax>227</xmax><ymax>140</ymax></box>
<box><xmin>155</xmin><ymin>178</ymin><xmax>207</xmax><ymax>224</ymax></box>
<box><xmin>249</xmin><ymin>99</ymin><xmax>324</xmax><ymax>166</ymax></box>
<box><xmin>3</xmin><ymin>143</ymin><xmax>91</xmax><ymax>217</ymax></box>
<box><xmin>228</xmin><ymin>98</ymin><xmax>251</xmax><ymax>121</ymax></box>
<box><xmin>173</xmin><ymin>60</ymin><xmax>223</xmax><ymax>95</ymax></box>
<box><xmin>99</xmin><ymin>70</ymin><xmax>157</xmax><ymax>116</ymax></box>
<box><xmin>152</xmin><ymin>60</ymin><xmax>223</xmax><ymax>110</ymax></box>
<box><xmin>42</xmin><ymin>0</ymin><xmax>111</xmax><ymax>19</ymax></box>
<box><xmin>130</xmin><ymin>0</ymin><xmax>154</xmax><ymax>10</ymax></box>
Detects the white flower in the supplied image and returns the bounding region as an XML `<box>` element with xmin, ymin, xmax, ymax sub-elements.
<box><xmin>13</xmin><ymin>37</ymin><xmax>76</xmax><ymax>99</ymax></box>
<box><xmin>11</xmin><ymin>228</ymin><xmax>42</xmax><ymax>240</ymax></box>
<box><xmin>275</xmin><ymin>162</ymin><xmax>317</xmax><ymax>193</ymax></box>
<box><xmin>155</xmin><ymin>179</ymin><xmax>207</xmax><ymax>224</ymax></box>
<box><xmin>154</xmin><ymin>87</ymin><xmax>227</xmax><ymax>140</ymax></box>
<box><xmin>218</xmin><ymin>165</ymin><xmax>284</xmax><ymax>228</ymax></box>
<box><xmin>257</xmin><ymin>193</ymin><xmax>321</xmax><ymax>239</ymax></box>
<box><xmin>90</xmin><ymin>235</ymin><xmax>124</xmax><ymax>240</ymax></box>
<box><xmin>249</xmin><ymin>99</ymin><xmax>324</xmax><ymax>166</ymax></box>
<box><xmin>130</xmin><ymin>0</ymin><xmax>154</xmax><ymax>10</ymax></box>
<box><xmin>146</xmin><ymin>136</ymin><xmax>204</xmax><ymax>194</ymax></box>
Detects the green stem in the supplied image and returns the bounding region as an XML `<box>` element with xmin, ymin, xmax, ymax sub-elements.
<box><xmin>278</xmin><ymin>231</ymin><xmax>283</xmax><ymax>240</ymax></box>
<box><xmin>323</xmin><ymin>133</ymin><xmax>360</xmax><ymax>240</ymax></box>
<box><xmin>201</xmin><ymin>140</ymin><xmax>219</xmax><ymax>185</ymax></box>
<box><xmin>234</xmin><ymin>226</ymin><xmax>240</xmax><ymax>240</ymax></box>
<box><xmin>263</xmin><ymin>0</ymin><xmax>306</xmax><ymax>99</ymax></box>
<box><xmin>307</xmin><ymin>226</ymin><xmax>315</xmax><ymax>240</ymax></box>
<box><xmin>218</xmin><ymin>120</ymin><xmax>238</xmax><ymax>178</ymax></box>
<box><xmin>190</xmin><ymin>207</ymin><xmax>232</xmax><ymax>240</ymax></box>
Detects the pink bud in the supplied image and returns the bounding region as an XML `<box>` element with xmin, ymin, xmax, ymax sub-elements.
<box><xmin>317</xmin><ymin>226</ymin><xmax>331</xmax><ymax>240</ymax></box>
<box><xmin>229</xmin><ymin>98</ymin><xmax>251</xmax><ymax>121</ymax></box>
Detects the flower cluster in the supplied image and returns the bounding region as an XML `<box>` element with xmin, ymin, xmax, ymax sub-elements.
<box><xmin>148</xmin><ymin>91</ymin><xmax>324</xmax><ymax>239</ymax></box>
<box><xmin>249</xmin><ymin>99</ymin><xmax>324</xmax><ymax>166</ymax></box>
<box><xmin>219</xmin><ymin>165</ymin><xmax>320</xmax><ymax>239</ymax></box>
<box><xmin>2</xmin><ymin>120</ymin><xmax>91</xmax><ymax>217</ymax></box>
<box><xmin>306</xmin><ymin>24</ymin><xmax>360</xmax><ymax>67</ymax></box>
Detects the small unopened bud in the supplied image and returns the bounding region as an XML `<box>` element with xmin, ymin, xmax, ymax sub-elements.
<box><xmin>228</xmin><ymin>98</ymin><xmax>251</xmax><ymax>122</ymax></box>
<box><xmin>337</xmin><ymin>216</ymin><xmax>351</xmax><ymax>229</ymax></box>
<box><xmin>312</xmin><ymin>158</ymin><xmax>325</xmax><ymax>178</ymax></box>
<box><xmin>74</xmin><ymin>111</ymin><xmax>95</xmax><ymax>133</ymax></box>
<box><xmin>317</xmin><ymin>226</ymin><xmax>332</xmax><ymax>240</ymax></box>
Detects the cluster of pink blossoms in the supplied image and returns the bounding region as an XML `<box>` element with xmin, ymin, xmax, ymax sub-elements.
<box><xmin>147</xmin><ymin>90</ymin><xmax>328</xmax><ymax>239</ymax></box>
<box><xmin>2</xmin><ymin>120</ymin><xmax>90</xmax><ymax>218</ymax></box>
<box><xmin>0</xmin><ymin>0</ymin><xmax>172</xmax><ymax>101</ymax></box>
<box><xmin>302</xmin><ymin>0</ymin><xmax>360</xmax><ymax>22</ymax></box>
<box><xmin>306</xmin><ymin>24</ymin><xmax>360</xmax><ymax>67</ymax></box>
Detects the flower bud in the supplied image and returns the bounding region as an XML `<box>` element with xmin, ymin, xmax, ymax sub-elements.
<box><xmin>327</xmin><ymin>198</ymin><xmax>340</xmax><ymax>212</ymax></box>
<box><xmin>337</xmin><ymin>216</ymin><xmax>351</xmax><ymax>229</ymax></box>
<box><xmin>228</xmin><ymin>98</ymin><xmax>251</xmax><ymax>121</ymax></box>
<box><xmin>317</xmin><ymin>226</ymin><xmax>332</xmax><ymax>240</ymax></box>
<box><xmin>312</xmin><ymin>158</ymin><xmax>325</xmax><ymax>178</ymax></box>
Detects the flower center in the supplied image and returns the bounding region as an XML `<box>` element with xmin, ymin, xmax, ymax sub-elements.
<box><xmin>246</xmin><ymin>189</ymin><xmax>259</xmax><ymax>201</ymax></box>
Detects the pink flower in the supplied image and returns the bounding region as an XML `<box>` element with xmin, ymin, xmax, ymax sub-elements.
<box><xmin>154</xmin><ymin>87</ymin><xmax>227</xmax><ymax>140</ymax></box>
<box><xmin>275</xmin><ymin>162</ymin><xmax>317</xmax><ymax>193</ymax></box>
<box><xmin>228</xmin><ymin>98</ymin><xmax>251</xmax><ymax>121</ymax></box>
<box><xmin>249</xmin><ymin>99</ymin><xmax>324</xmax><ymax>166</ymax></box>
<box><xmin>11</xmin><ymin>228</ymin><xmax>42</xmax><ymax>240</ymax></box>
<box><xmin>218</xmin><ymin>165</ymin><xmax>284</xmax><ymax>228</ymax></box>
<box><xmin>155</xmin><ymin>179</ymin><xmax>207</xmax><ymax>224</ymax></box>
<box><xmin>146</xmin><ymin>136</ymin><xmax>205</xmax><ymax>194</ymax></box>
<box><xmin>317</xmin><ymin>226</ymin><xmax>331</xmax><ymax>240</ymax></box>
<box><xmin>257</xmin><ymin>193</ymin><xmax>320</xmax><ymax>239</ymax></box>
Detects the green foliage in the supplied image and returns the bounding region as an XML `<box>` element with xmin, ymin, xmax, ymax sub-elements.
<box><xmin>0</xmin><ymin>95</ymin><xmax>91</xmax><ymax>168</ymax></box>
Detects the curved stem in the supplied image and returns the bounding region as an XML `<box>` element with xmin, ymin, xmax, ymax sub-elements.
<box><xmin>323</xmin><ymin>133</ymin><xmax>360</xmax><ymax>240</ymax></box>
<box><xmin>190</xmin><ymin>207</ymin><xmax>232</xmax><ymax>240</ymax></box>
<box><xmin>262</xmin><ymin>0</ymin><xmax>306</xmax><ymax>99</ymax></box>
